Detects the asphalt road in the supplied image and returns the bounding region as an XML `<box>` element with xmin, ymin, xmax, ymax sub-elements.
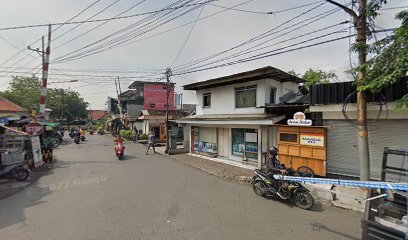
<box><xmin>0</xmin><ymin>134</ymin><xmax>363</xmax><ymax>240</ymax></box>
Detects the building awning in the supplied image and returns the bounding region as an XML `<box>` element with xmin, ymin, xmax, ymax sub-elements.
<box><xmin>176</xmin><ymin>114</ymin><xmax>285</xmax><ymax>126</ymax></box>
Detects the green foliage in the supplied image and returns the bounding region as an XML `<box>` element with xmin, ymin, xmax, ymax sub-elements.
<box><xmin>119</xmin><ymin>130</ymin><xmax>133</xmax><ymax>140</ymax></box>
<box><xmin>139</xmin><ymin>134</ymin><xmax>148</xmax><ymax>140</ymax></box>
<box><xmin>1</xmin><ymin>75</ymin><xmax>89</xmax><ymax>121</ymax></box>
<box><xmin>288</xmin><ymin>68</ymin><xmax>338</xmax><ymax>88</ymax></box>
<box><xmin>359</xmin><ymin>10</ymin><xmax>408</xmax><ymax>109</ymax></box>
<box><xmin>0</xmin><ymin>75</ymin><xmax>41</xmax><ymax>110</ymax></box>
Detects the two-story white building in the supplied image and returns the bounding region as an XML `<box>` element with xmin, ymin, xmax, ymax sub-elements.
<box><xmin>177</xmin><ymin>66</ymin><xmax>305</xmax><ymax>168</ymax></box>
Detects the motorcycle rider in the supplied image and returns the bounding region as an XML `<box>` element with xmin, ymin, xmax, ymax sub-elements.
<box><xmin>114</xmin><ymin>135</ymin><xmax>124</xmax><ymax>145</ymax></box>
<box><xmin>265</xmin><ymin>147</ymin><xmax>287</xmax><ymax>197</ymax></box>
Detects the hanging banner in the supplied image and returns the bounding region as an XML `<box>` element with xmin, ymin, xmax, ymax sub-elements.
<box><xmin>300</xmin><ymin>133</ymin><xmax>325</xmax><ymax>147</ymax></box>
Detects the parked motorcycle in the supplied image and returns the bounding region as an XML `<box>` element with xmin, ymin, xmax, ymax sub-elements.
<box><xmin>252</xmin><ymin>169</ymin><xmax>314</xmax><ymax>210</ymax></box>
<box><xmin>115</xmin><ymin>143</ymin><xmax>125</xmax><ymax>160</ymax></box>
<box><xmin>0</xmin><ymin>163</ymin><xmax>30</xmax><ymax>181</ymax></box>
<box><xmin>74</xmin><ymin>136</ymin><xmax>80</xmax><ymax>144</ymax></box>
<box><xmin>69</xmin><ymin>130</ymin><xmax>75</xmax><ymax>138</ymax></box>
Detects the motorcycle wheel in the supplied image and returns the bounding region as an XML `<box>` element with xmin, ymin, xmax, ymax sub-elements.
<box><xmin>252</xmin><ymin>179</ymin><xmax>267</xmax><ymax>197</ymax></box>
<box><xmin>16</xmin><ymin>169</ymin><xmax>29</xmax><ymax>181</ymax></box>
<box><xmin>294</xmin><ymin>190</ymin><xmax>314</xmax><ymax>210</ymax></box>
<box><xmin>296</xmin><ymin>166</ymin><xmax>314</xmax><ymax>178</ymax></box>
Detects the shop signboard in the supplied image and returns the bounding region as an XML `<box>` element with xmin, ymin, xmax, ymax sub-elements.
<box><xmin>245</xmin><ymin>132</ymin><xmax>257</xmax><ymax>142</ymax></box>
<box><xmin>300</xmin><ymin>133</ymin><xmax>325</xmax><ymax>147</ymax></box>
<box><xmin>31</xmin><ymin>136</ymin><xmax>44</xmax><ymax>167</ymax></box>
<box><xmin>25</xmin><ymin>122</ymin><xmax>44</xmax><ymax>135</ymax></box>
<box><xmin>287</xmin><ymin>112</ymin><xmax>312</xmax><ymax>126</ymax></box>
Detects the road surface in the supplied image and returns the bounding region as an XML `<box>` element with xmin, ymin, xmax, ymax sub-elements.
<box><xmin>0</xmin><ymin>134</ymin><xmax>362</xmax><ymax>240</ymax></box>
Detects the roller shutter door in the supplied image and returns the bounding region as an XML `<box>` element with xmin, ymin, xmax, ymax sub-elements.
<box><xmin>324</xmin><ymin>120</ymin><xmax>408</xmax><ymax>179</ymax></box>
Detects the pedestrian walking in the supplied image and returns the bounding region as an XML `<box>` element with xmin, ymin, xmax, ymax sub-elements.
<box><xmin>146</xmin><ymin>131</ymin><xmax>156</xmax><ymax>154</ymax></box>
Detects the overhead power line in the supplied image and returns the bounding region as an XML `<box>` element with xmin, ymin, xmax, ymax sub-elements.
<box><xmin>53</xmin><ymin>0</ymin><xmax>122</xmax><ymax>42</ymax></box>
<box><xmin>0</xmin><ymin>0</ymin><xmax>105</xmax><ymax>68</ymax></box>
<box><xmin>208</xmin><ymin>0</ymin><xmax>324</xmax><ymax>15</ymax></box>
<box><xmin>0</xmin><ymin>2</ymin><xmax>218</xmax><ymax>32</ymax></box>
<box><xmin>53</xmin><ymin>0</ymin><xmax>148</xmax><ymax>50</ymax></box>
<box><xmin>52</xmin><ymin>0</ymin><xmax>207</xmax><ymax>63</ymax></box>
<box><xmin>173</xmin><ymin>34</ymin><xmax>357</xmax><ymax>76</ymax></box>
<box><xmin>172</xmin><ymin>1</ymin><xmax>330</xmax><ymax>72</ymax></box>
<box><xmin>170</xmin><ymin>1</ymin><xmax>207</xmax><ymax>66</ymax></box>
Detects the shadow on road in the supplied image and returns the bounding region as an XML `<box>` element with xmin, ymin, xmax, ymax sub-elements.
<box><xmin>0</xmin><ymin>166</ymin><xmax>54</xmax><ymax>230</ymax></box>
<box><xmin>309</xmin><ymin>222</ymin><xmax>360</xmax><ymax>240</ymax></box>
<box><xmin>264</xmin><ymin>195</ymin><xmax>325</xmax><ymax>212</ymax></box>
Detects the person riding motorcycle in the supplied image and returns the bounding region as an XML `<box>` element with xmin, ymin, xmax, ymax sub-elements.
<box><xmin>114</xmin><ymin>135</ymin><xmax>125</xmax><ymax>146</ymax></box>
<box><xmin>80</xmin><ymin>128</ymin><xmax>85</xmax><ymax>137</ymax></box>
<box><xmin>265</xmin><ymin>147</ymin><xmax>287</xmax><ymax>195</ymax></box>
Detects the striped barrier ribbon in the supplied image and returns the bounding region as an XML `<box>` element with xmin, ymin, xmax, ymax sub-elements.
<box><xmin>273</xmin><ymin>175</ymin><xmax>408</xmax><ymax>191</ymax></box>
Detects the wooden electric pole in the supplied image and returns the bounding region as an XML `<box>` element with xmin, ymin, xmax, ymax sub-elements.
<box><xmin>326</xmin><ymin>0</ymin><xmax>370</xmax><ymax>180</ymax></box>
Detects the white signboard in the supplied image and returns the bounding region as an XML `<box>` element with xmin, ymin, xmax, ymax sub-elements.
<box><xmin>287</xmin><ymin>119</ymin><xmax>312</xmax><ymax>126</ymax></box>
<box><xmin>300</xmin><ymin>134</ymin><xmax>325</xmax><ymax>147</ymax></box>
<box><xmin>31</xmin><ymin>136</ymin><xmax>44</xmax><ymax>168</ymax></box>
<box><xmin>287</xmin><ymin>112</ymin><xmax>312</xmax><ymax>126</ymax></box>
<box><xmin>245</xmin><ymin>132</ymin><xmax>258</xmax><ymax>143</ymax></box>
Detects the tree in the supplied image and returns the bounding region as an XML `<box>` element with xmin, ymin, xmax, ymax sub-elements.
<box><xmin>47</xmin><ymin>88</ymin><xmax>88</xmax><ymax>123</ymax></box>
<box><xmin>0</xmin><ymin>75</ymin><xmax>88</xmax><ymax>123</ymax></box>
<box><xmin>359</xmin><ymin>10</ymin><xmax>408</xmax><ymax>110</ymax></box>
<box><xmin>324</xmin><ymin>0</ymin><xmax>389</xmax><ymax>180</ymax></box>
<box><xmin>0</xmin><ymin>75</ymin><xmax>41</xmax><ymax>110</ymax></box>
<box><xmin>288</xmin><ymin>69</ymin><xmax>338</xmax><ymax>88</ymax></box>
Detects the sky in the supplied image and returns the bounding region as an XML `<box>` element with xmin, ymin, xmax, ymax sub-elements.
<box><xmin>0</xmin><ymin>0</ymin><xmax>406</xmax><ymax>109</ymax></box>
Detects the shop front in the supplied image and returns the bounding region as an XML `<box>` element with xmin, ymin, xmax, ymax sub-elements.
<box><xmin>189</xmin><ymin>125</ymin><xmax>264</xmax><ymax>166</ymax></box>
<box><xmin>231</xmin><ymin>128</ymin><xmax>258</xmax><ymax>161</ymax></box>
<box><xmin>276</xmin><ymin>125</ymin><xmax>327</xmax><ymax>176</ymax></box>
<box><xmin>192</xmin><ymin>127</ymin><xmax>217</xmax><ymax>156</ymax></box>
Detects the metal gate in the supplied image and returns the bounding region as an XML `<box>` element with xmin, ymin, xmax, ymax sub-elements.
<box><xmin>325</xmin><ymin>120</ymin><xmax>408</xmax><ymax>179</ymax></box>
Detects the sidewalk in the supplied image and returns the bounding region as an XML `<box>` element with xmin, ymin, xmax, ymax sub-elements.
<box><xmin>154</xmin><ymin>146</ymin><xmax>254</xmax><ymax>184</ymax></box>
<box><xmin>155</xmin><ymin>146</ymin><xmax>367</xmax><ymax>212</ymax></box>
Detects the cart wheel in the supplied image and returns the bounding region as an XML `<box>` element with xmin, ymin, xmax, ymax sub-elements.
<box><xmin>296</xmin><ymin>166</ymin><xmax>314</xmax><ymax>178</ymax></box>
<box><xmin>16</xmin><ymin>169</ymin><xmax>29</xmax><ymax>181</ymax></box>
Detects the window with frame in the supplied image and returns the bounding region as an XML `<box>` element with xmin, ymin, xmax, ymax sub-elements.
<box><xmin>203</xmin><ymin>93</ymin><xmax>211</xmax><ymax>108</ymax></box>
<box><xmin>235</xmin><ymin>85</ymin><xmax>256</xmax><ymax>108</ymax></box>
<box><xmin>279</xmin><ymin>132</ymin><xmax>298</xmax><ymax>143</ymax></box>
<box><xmin>270</xmin><ymin>87</ymin><xmax>277</xmax><ymax>104</ymax></box>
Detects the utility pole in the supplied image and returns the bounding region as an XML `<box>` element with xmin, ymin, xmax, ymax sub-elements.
<box><xmin>326</xmin><ymin>0</ymin><xmax>370</xmax><ymax>180</ymax></box>
<box><xmin>60</xmin><ymin>89</ymin><xmax>64</xmax><ymax>122</ymax></box>
<box><xmin>180</xmin><ymin>93</ymin><xmax>183</xmax><ymax>112</ymax></box>
<box><xmin>165</xmin><ymin>68</ymin><xmax>172</xmax><ymax>154</ymax></box>
<box><xmin>39</xmin><ymin>24</ymin><xmax>51</xmax><ymax>119</ymax></box>
<box><xmin>114</xmin><ymin>77</ymin><xmax>122</xmax><ymax>117</ymax></box>
<box><xmin>28</xmin><ymin>25</ymin><xmax>51</xmax><ymax>120</ymax></box>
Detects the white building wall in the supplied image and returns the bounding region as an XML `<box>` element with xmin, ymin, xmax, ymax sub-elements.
<box><xmin>195</xmin><ymin>78</ymin><xmax>299</xmax><ymax>115</ymax></box>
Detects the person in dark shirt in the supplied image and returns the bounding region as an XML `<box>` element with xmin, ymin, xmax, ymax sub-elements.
<box><xmin>265</xmin><ymin>147</ymin><xmax>287</xmax><ymax>192</ymax></box>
